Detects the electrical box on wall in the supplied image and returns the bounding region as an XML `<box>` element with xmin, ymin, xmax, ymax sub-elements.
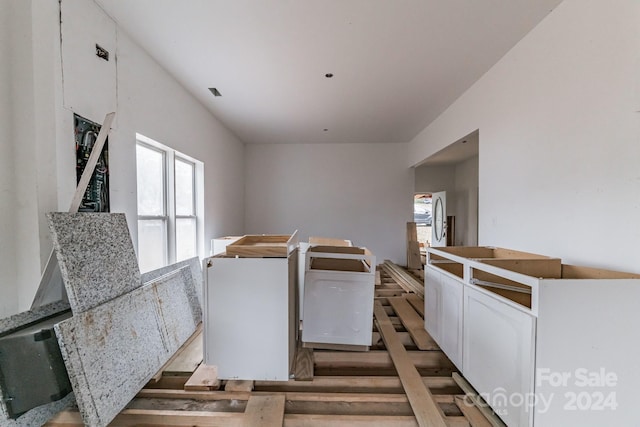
<box><xmin>74</xmin><ymin>114</ymin><xmax>109</xmax><ymax>212</ymax></box>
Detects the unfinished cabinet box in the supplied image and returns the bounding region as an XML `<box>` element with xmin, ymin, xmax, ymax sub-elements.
<box><xmin>302</xmin><ymin>246</ymin><xmax>375</xmax><ymax>349</ymax></box>
<box><xmin>299</xmin><ymin>238</ymin><xmax>353</xmax><ymax>321</ymax></box>
<box><xmin>426</xmin><ymin>246</ymin><xmax>640</xmax><ymax>427</ymax></box>
<box><xmin>203</xmin><ymin>232</ymin><xmax>298</xmax><ymax>381</ymax></box>
<box><xmin>210</xmin><ymin>236</ymin><xmax>241</xmax><ymax>256</ymax></box>
<box><xmin>425</xmin><ymin>247</ymin><xmax>552</xmax><ymax>372</ymax></box>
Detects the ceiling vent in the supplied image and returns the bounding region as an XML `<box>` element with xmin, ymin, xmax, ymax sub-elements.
<box><xmin>208</xmin><ymin>88</ymin><xmax>222</xmax><ymax>97</ymax></box>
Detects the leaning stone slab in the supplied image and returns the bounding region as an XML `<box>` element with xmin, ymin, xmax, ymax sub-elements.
<box><xmin>47</xmin><ymin>212</ymin><xmax>141</xmax><ymax>313</ymax></box>
<box><xmin>0</xmin><ymin>301</ymin><xmax>74</xmax><ymax>426</ymax></box>
<box><xmin>54</xmin><ymin>266</ymin><xmax>201</xmax><ymax>427</ymax></box>
<box><xmin>0</xmin><ymin>394</ymin><xmax>75</xmax><ymax>427</ymax></box>
<box><xmin>141</xmin><ymin>256</ymin><xmax>203</xmax><ymax>308</ymax></box>
<box><xmin>0</xmin><ymin>300</ymin><xmax>70</xmax><ymax>336</ymax></box>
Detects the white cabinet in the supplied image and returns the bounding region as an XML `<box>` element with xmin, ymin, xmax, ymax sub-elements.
<box><xmin>424</xmin><ymin>266</ymin><xmax>463</xmax><ymax>369</ymax></box>
<box><xmin>302</xmin><ymin>247</ymin><xmax>375</xmax><ymax>348</ymax></box>
<box><xmin>463</xmin><ymin>286</ymin><xmax>535</xmax><ymax>427</ymax></box>
<box><xmin>426</xmin><ymin>246</ymin><xmax>640</xmax><ymax>427</ymax></box>
<box><xmin>210</xmin><ymin>236</ymin><xmax>241</xmax><ymax>256</ymax></box>
<box><xmin>203</xmin><ymin>234</ymin><xmax>298</xmax><ymax>381</ymax></box>
<box><xmin>423</xmin><ymin>266</ymin><xmax>441</xmax><ymax>343</ymax></box>
<box><xmin>439</xmin><ymin>274</ymin><xmax>464</xmax><ymax>370</ymax></box>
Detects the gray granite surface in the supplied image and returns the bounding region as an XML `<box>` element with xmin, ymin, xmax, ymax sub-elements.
<box><xmin>0</xmin><ymin>300</ymin><xmax>70</xmax><ymax>336</ymax></box>
<box><xmin>140</xmin><ymin>256</ymin><xmax>203</xmax><ymax>309</ymax></box>
<box><xmin>47</xmin><ymin>213</ymin><xmax>141</xmax><ymax>313</ymax></box>
<box><xmin>0</xmin><ymin>393</ymin><xmax>75</xmax><ymax>427</ymax></box>
<box><xmin>54</xmin><ymin>266</ymin><xmax>201</xmax><ymax>427</ymax></box>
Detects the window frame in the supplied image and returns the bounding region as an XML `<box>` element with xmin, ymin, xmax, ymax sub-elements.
<box><xmin>136</xmin><ymin>134</ymin><xmax>202</xmax><ymax>271</ymax></box>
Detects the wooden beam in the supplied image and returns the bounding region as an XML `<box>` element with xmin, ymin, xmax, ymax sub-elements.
<box><xmin>31</xmin><ymin>112</ymin><xmax>115</xmax><ymax>309</ymax></box>
<box><xmin>373</xmin><ymin>302</ymin><xmax>447</xmax><ymax>427</ymax></box>
<box><xmin>403</xmin><ymin>294</ymin><xmax>425</xmax><ymax>317</ymax></box>
<box><xmin>452</xmin><ymin>373</ymin><xmax>506</xmax><ymax>427</ymax></box>
<box><xmin>382</xmin><ymin>261</ymin><xmax>424</xmax><ymax>297</ymax></box>
<box><xmin>293</xmin><ymin>345</ymin><xmax>314</xmax><ymax>381</ymax></box>
<box><xmin>371</xmin><ymin>331</ymin><xmax>415</xmax><ymax>349</ymax></box>
<box><xmin>256</xmin><ymin>375</ymin><xmax>458</xmax><ymax>394</ymax></box>
<box><xmin>138</xmin><ymin>388</ymin><xmax>457</xmax><ymax>403</ymax></box>
<box><xmin>46</xmin><ymin>410</ymin><xmax>453</xmax><ymax>427</ymax></box>
<box><xmin>454</xmin><ymin>396</ymin><xmax>493</xmax><ymax>427</ymax></box>
<box><xmin>46</xmin><ymin>409</ymin><xmax>243</xmax><ymax>427</ymax></box>
<box><xmin>313</xmin><ymin>350</ymin><xmax>452</xmax><ymax>371</ymax></box>
<box><xmin>375</xmin><ymin>289</ymin><xmax>407</xmax><ymax>297</ymax></box>
<box><xmin>226</xmin><ymin>380</ymin><xmax>255</xmax><ymax>392</ymax></box>
<box><xmin>69</xmin><ymin>112</ymin><xmax>116</xmax><ymax>212</ymax></box>
<box><xmin>184</xmin><ymin>363</ymin><xmax>220</xmax><ymax>391</ymax></box>
<box><xmin>164</xmin><ymin>329</ymin><xmax>204</xmax><ymax>375</ymax></box>
<box><xmin>152</xmin><ymin>324</ymin><xmax>203</xmax><ymax>381</ymax></box>
<box><xmin>244</xmin><ymin>395</ymin><xmax>285</xmax><ymax>427</ymax></box>
<box><xmin>304</xmin><ymin>342</ymin><xmax>369</xmax><ymax>352</ymax></box>
<box><xmin>388</xmin><ymin>298</ymin><xmax>438</xmax><ymax>351</ymax></box>
<box><xmin>286</xmin><ymin>414</ymin><xmax>419</xmax><ymax>427</ymax></box>
<box><xmin>407</xmin><ymin>222</ymin><xmax>423</xmax><ymax>270</ymax></box>
<box><xmin>140</xmin><ymin>376</ymin><xmax>459</xmax><ymax>398</ymax></box>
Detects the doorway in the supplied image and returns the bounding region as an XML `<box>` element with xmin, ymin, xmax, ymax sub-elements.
<box><xmin>413</xmin><ymin>193</ymin><xmax>432</xmax><ymax>248</ymax></box>
<box><xmin>413</xmin><ymin>130</ymin><xmax>479</xmax><ymax>247</ymax></box>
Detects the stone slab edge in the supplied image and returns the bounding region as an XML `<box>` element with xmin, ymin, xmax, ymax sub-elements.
<box><xmin>47</xmin><ymin>212</ymin><xmax>141</xmax><ymax>314</ymax></box>
<box><xmin>54</xmin><ymin>266</ymin><xmax>201</xmax><ymax>427</ymax></box>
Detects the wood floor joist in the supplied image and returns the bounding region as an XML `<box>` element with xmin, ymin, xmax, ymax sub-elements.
<box><xmin>46</xmin><ymin>265</ymin><xmax>496</xmax><ymax>427</ymax></box>
<box><xmin>373</xmin><ymin>301</ymin><xmax>447</xmax><ymax>427</ymax></box>
<box><xmin>388</xmin><ymin>297</ymin><xmax>438</xmax><ymax>351</ymax></box>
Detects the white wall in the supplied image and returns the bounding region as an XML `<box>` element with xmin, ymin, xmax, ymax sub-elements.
<box><xmin>453</xmin><ymin>156</ymin><xmax>478</xmax><ymax>246</ymax></box>
<box><xmin>408</xmin><ymin>0</ymin><xmax>640</xmax><ymax>272</ymax></box>
<box><xmin>245</xmin><ymin>143</ymin><xmax>414</xmax><ymax>263</ymax></box>
<box><xmin>0</xmin><ymin>2</ymin><xmax>17</xmax><ymax>317</ymax></box>
<box><xmin>0</xmin><ymin>0</ymin><xmax>245</xmax><ymax>317</ymax></box>
<box><xmin>414</xmin><ymin>164</ymin><xmax>455</xmax><ymax>195</ymax></box>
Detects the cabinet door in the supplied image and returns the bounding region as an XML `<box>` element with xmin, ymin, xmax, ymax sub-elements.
<box><xmin>205</xmin><ymin>258</ymin><xmax>292</xmax><ymax>380</ymax></box>
<box><xmin>424</xmin><ymin>266</ymin><xmax>441</xmax><ymax>343</ymax></box>
<box><xmin>439</xmin><ymin>274</ymin><xmax>463</xmax><ymax>370</ymax></box>
<box><xmin>463</xmin><ymin>286</ymin><xmax>536</xmax><ymax>427</ymax></box>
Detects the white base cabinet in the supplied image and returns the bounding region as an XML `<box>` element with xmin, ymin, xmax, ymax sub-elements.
<box><xmin>204</xmin><ymin>250</ymin><xmax>297</xmax><ymax>381</ymax></box>
<box><xmin>302</xmin><ymin>247</ymin><xmax>375</xmax><ymax>347</ymax></box>
<box><xmin>463</xmin><ymin>286</ymin><xmax>535</xmax><ymax>427</ymax></box>
<box><xmin>424</xmin><ymin>266</ymin><xmax>463</xmax><ymax>369</ymax></box>
<box><xmin>425</xmin><ymin>246</ymin><xmax>640</xmax><ymax>427</ymax></box>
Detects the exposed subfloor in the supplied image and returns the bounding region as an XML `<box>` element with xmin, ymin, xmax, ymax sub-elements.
<box><xmin>45</xmin><ymin>267</ymin><xmax>498</xmax><ymax>427</ymax></box>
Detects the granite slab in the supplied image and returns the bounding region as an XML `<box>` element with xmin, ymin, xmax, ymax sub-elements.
<box><xmin>140</xmin><ymin>256</ymin><xmax>203</xmax><ymax>308</ymax></box>
<box><xmin>0</xmin><ymin>300</ymin><xmax>70</xmax><ymax>337</ymax></box>
<box><xmin>47</xmin><ymin>212</ymin><xmax>141</xmax><ymax>313</ymax></box>
<box><xmin>0</xmin><ymin>393</ymin><xmax>75</xmax><ymax>427</ymax></box>
<box><xmin>54</xmin><ymin>266</ymin><xmax>201</xmax><ymax>427</ymax></box>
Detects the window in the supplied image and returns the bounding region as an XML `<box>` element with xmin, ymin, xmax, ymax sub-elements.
<box><xmin>136</xmin><ymin>135</ymin><xmax>203</xmax><ymax>273</ymax></box>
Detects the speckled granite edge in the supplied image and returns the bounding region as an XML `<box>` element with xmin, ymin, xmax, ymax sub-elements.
<box><xmin>47</xmin><ymin>212</ymin><xmax>141</xmax><ymax>314</ymax></box>
<box><xmin>0</xmin><ymin>300</ymin><xmax>70</xmax><ymax>336</ymax></box>
<box><xmin>54</xmin><ymin>266</ymin><xmax>201</xmax><ymax>427</ymax></box>
<box><xmin>0</xmin><ymin>301</ymin><xmax>73</xmax><ymax>425</ymax></box>
<box><xmin>140</xmin><ymin>256</ymin><xmax>203</xmax><ymax>309</ymax></box>
<box><xmin>0</xmin><ymin>393</ymin><xmax>75</xmax><ymax>427</ymax></box>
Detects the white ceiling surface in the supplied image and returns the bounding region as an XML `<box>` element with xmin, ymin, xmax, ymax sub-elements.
<box><xmin>422</xmin><ymin>131</ymin><xmax>479</xmax><ymax>166</ymax></box>
<box><xmin>96</xmin><ymin>0</ymin><xmax>561</xmax><ymax>145</ymax></box>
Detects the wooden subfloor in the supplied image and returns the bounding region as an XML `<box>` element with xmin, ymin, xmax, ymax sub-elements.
<box><xmin>46</xmin><ymin>267</ymin><xmax>495</xmax><ymax>427</ymax></box>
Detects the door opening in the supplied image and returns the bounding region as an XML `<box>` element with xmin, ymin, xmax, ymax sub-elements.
<box><xmin>414</xmin><ymin>193</ymin><xmax>432</xmax><ymax>248</ymax></box>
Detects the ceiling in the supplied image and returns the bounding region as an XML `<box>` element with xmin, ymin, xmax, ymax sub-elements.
<box><xmin>422</xmin><ymin>130</ymin><xmax>479</xmax><ymax>166</ymax></box>
<box><xmin>96</xmin><ymin>0</ymin><xmax>561</xmax><ymax>145</ymax></box>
